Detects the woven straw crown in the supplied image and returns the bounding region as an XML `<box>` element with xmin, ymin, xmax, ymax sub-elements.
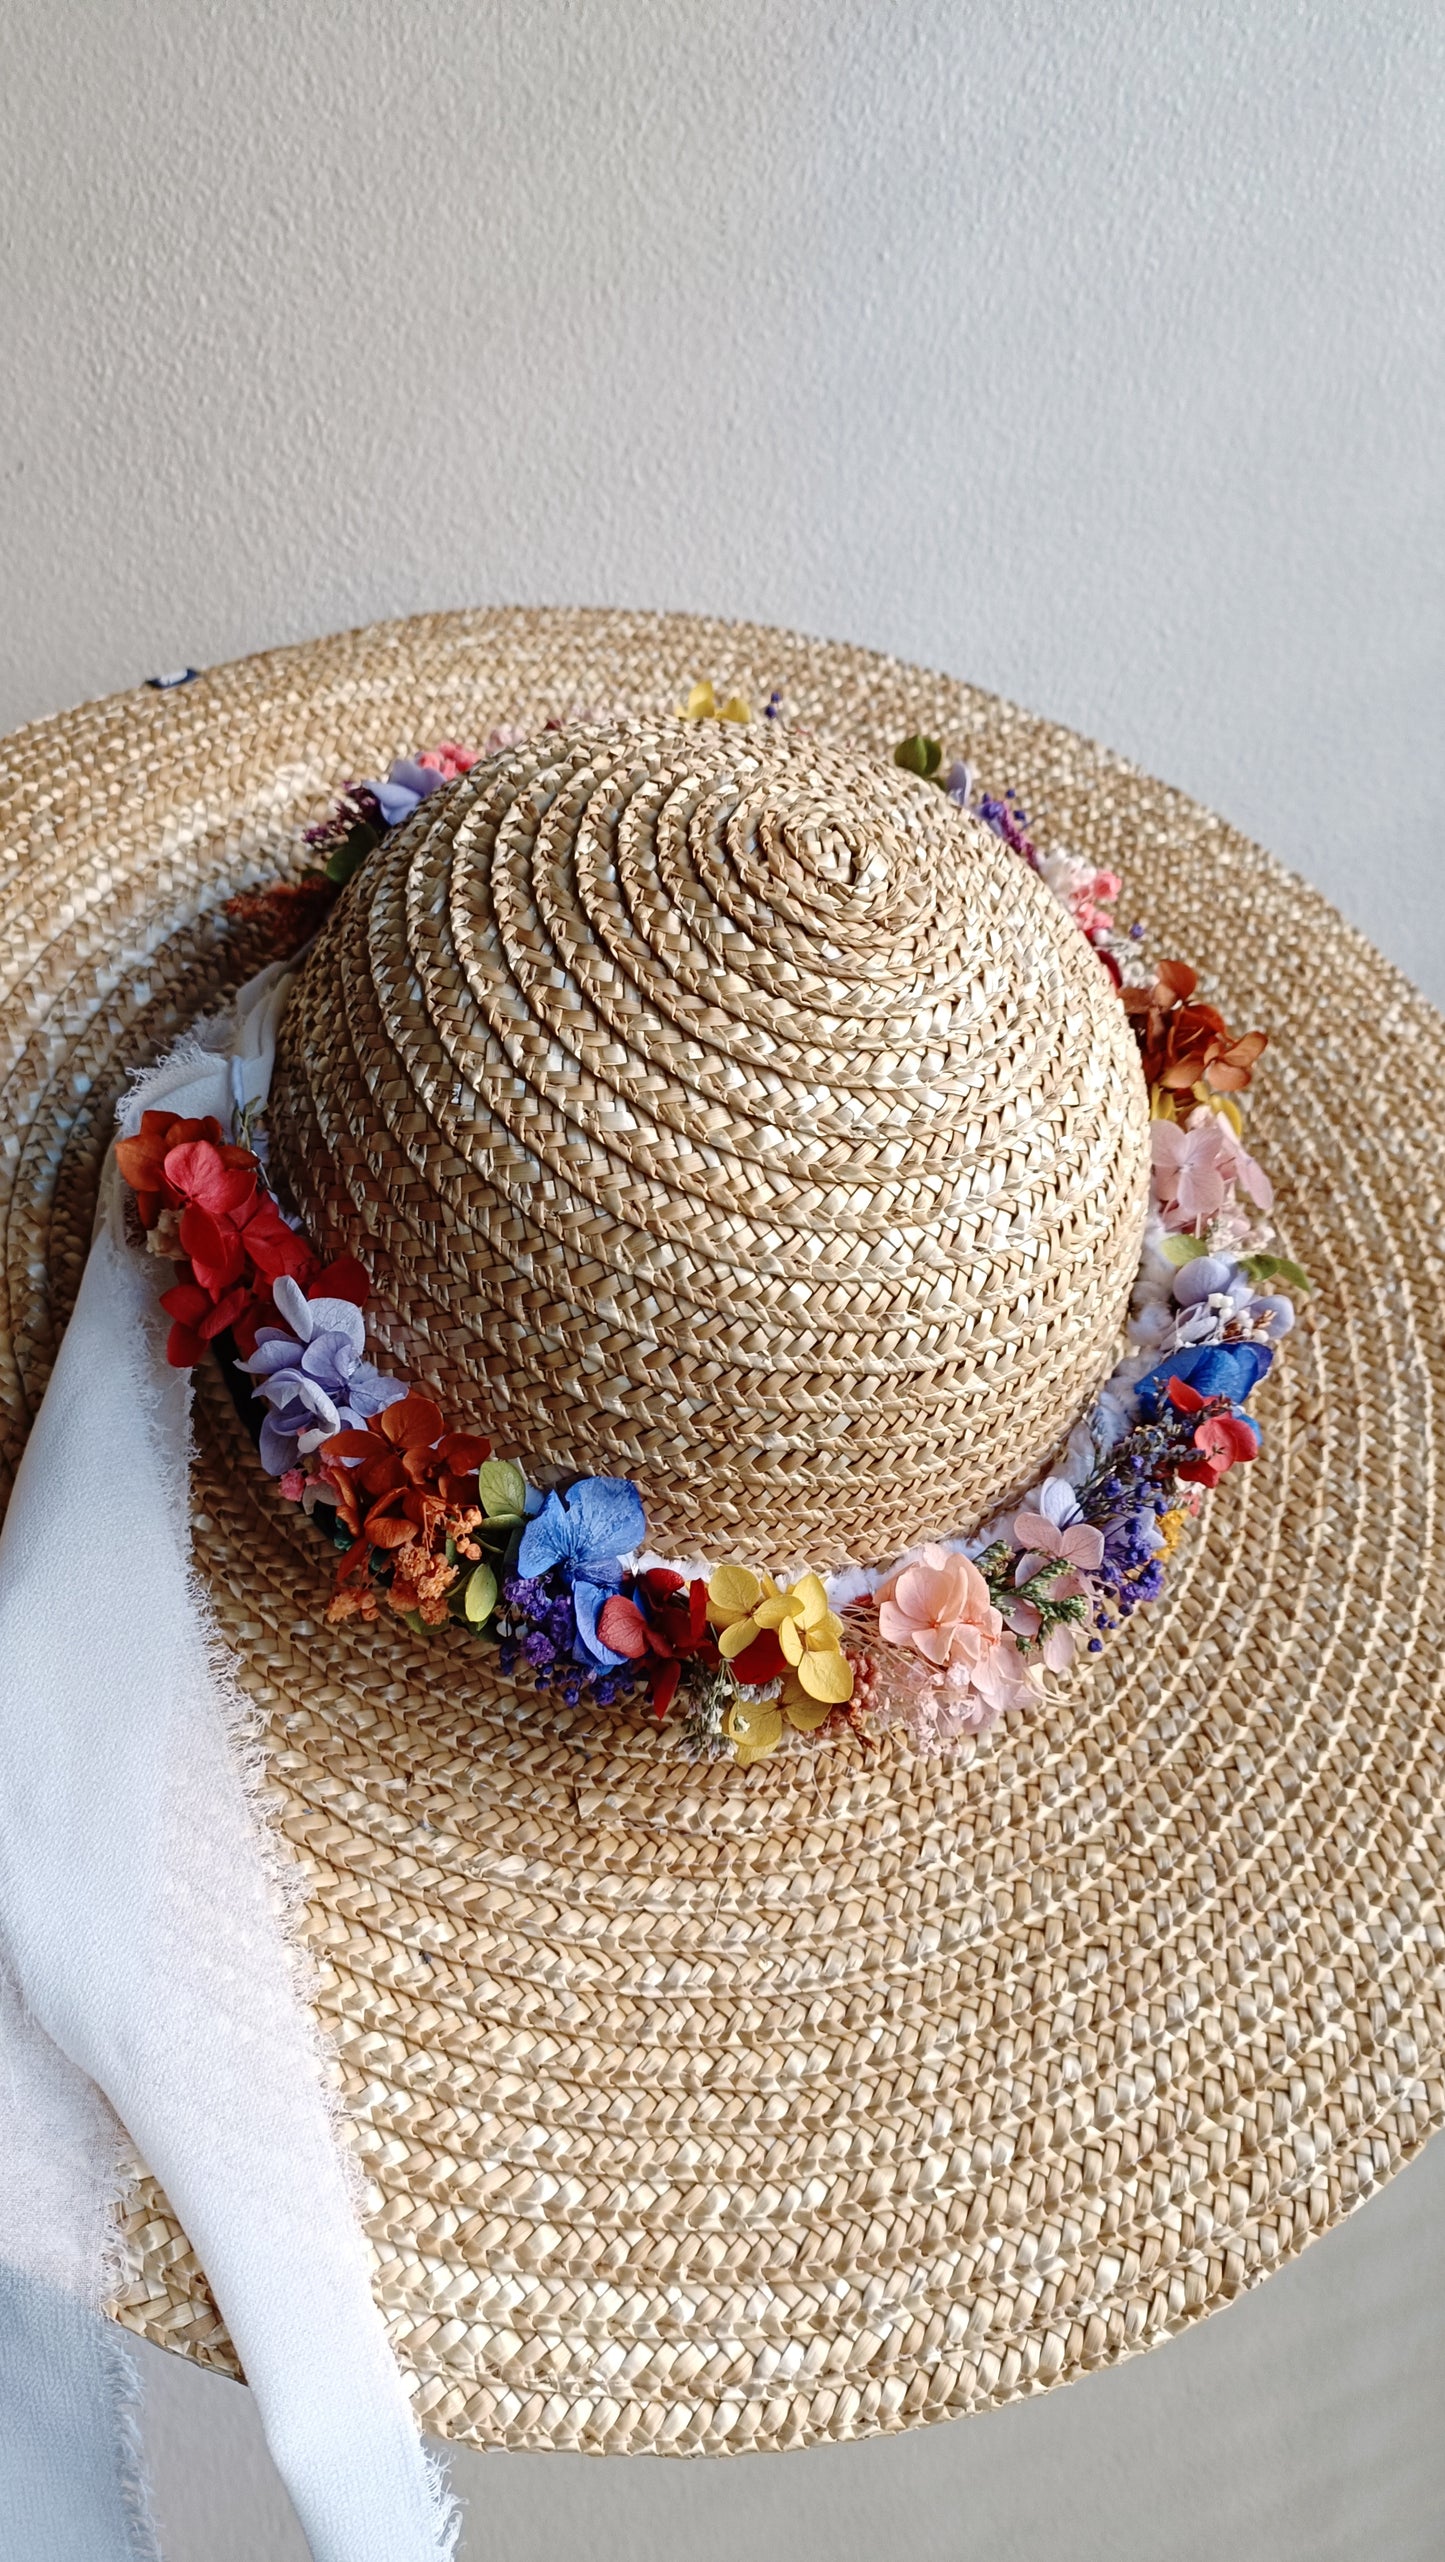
<box><xmin>270</xmin><ymin>716</ymin><xmax>1150</xmax><ymax>1562</ymax></box>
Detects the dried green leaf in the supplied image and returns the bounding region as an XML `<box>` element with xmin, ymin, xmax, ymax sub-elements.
<box><xmin>324</xmin><ymin>827</ymin><xmax>374</xmax><ymax>886</ymax></box>
<box><xmin>463</xmin><ymin>1562</ymin><xmax>499</xmax><ymax>1625</ymax></box>
<box><xmin>477</xmin><ymin>1457</ymin><xmax>527</xmax><ymax>1519</ymax></box>
<box><xmin>1242</xmin><ymin>1252</ymin><xmax>1311</xmax><ymax>1292</ymax></box>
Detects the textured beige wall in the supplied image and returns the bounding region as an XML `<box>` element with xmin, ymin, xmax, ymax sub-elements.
<box><xmin>5</xmin><ymin>1</ymin><xmax>1444</xmax><ymax>2552</ymax></box>
<box><xmin>4</xmin><ymin>1</ymin><xmax>1443</xmax><ymax>991</ymax></box>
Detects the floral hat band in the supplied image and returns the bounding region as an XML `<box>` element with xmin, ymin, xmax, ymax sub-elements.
<box><xmin>120</xmin><ymin>704</ymin><xmax>1297</xmax><ymax>1768</ymax></box>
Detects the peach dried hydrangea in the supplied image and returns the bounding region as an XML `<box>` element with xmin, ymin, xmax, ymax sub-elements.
<box><xmin>873</xmin><ymin>1546</ymin><xmax>1038</xmax><ymax>1722</ymax></box>
<box><xmin>1010</xmin><ymin>1479</ymin><xmax>1105</xmax><ymax>1585</ymax></box>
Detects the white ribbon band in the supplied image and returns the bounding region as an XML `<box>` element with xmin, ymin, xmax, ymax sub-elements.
<box><xmin>0</xmin><ymin>966</ymin><xmax>455</xmax><ymax>2560</ymax></box>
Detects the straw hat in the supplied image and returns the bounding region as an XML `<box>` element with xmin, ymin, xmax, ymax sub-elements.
<box><xmin>268</xmin><ymin>713</ymin><xmax>1149</xmax><ymax>1564</ymax></box>
<box><xmin>2</xmin><ymin>606</ymin><xmax>1442</xmax><ymax>2455</ymax></box>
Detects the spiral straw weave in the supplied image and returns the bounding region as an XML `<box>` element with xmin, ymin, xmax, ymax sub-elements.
<box><xmin>1</xmin><ymin>609</ymin><xmax>1443</xmax><ymax>2458</ymax></box>
<box><xmin>269</xmin><ymin>718</ymin><xmax>1148</xmax><ymax>1562</ymax></box>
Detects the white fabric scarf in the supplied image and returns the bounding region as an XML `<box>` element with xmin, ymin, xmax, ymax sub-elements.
<box><xmin>0</xmin><ymin>966</ymin><xmax>455</xmax><ymax>2560</ymax></box>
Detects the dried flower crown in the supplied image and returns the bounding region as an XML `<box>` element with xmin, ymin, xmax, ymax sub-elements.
<box><xmin>121</xmin><ymin>700</ymin><xmax>1304</xmax><ymax>1767</ymax></box>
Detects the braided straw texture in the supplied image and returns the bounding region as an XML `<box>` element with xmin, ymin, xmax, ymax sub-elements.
<box><xmin>269</xmin><ymin>718</ymin><xmax>1148</xmax><ymax>1563</ymax></box>
<box><xmin>1</xmin><ymin>610</ymin><xmax>1443</xmax><ymax>2458</ymax></box>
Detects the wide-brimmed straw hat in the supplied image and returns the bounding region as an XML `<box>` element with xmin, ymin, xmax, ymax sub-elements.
<box><xmin>2</xmin><ymin>606</ymin><xmax>1443</xmax><ymax>2456</ymax></box>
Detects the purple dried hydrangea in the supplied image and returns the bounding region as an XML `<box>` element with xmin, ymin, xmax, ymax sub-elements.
<box><xmin>241</xmin><ymin>1274</ymin><xmax>407</xmax><ymax>1476</ymax></box>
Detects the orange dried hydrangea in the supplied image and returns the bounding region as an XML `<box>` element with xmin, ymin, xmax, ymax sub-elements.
<box><xmin>316</xmin><ymin>1392</ymin><xmax>491</xmax><ymax>1626</ymax></box>
<box><xmin>1122</xmin><ymin>959</ymin><xmax>1267</xmax><ymax>1105</ymax></box>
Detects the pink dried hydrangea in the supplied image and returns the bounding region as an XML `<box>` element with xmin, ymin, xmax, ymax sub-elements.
<box><xmin>872</xmin><ymin>1546</ymin><xmax>1040</xmax><ymax>1737</ymax></box>
<box><xmin>1151</xmin><ymin>1109</ymin><xmax>1273</xmax><ymax>1232</ymax></box>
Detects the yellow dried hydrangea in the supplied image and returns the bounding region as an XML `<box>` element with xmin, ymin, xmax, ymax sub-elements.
<box><xmin>678</xmin><ymin>680</ymin><xmax>750</xmax><ymax>724</ymax></box>
<box><xmin>705</xmin><ymin>1564</ymin><xmax>855</xmax><ymax>1763</ymax></box>
<box><xmin>721</xmin><ymin>1695</ymin><xmax>784</xmax><ymax>1768</ymax></box>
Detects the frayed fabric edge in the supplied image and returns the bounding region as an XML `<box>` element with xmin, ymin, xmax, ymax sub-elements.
<box><xmin>425</xmin><ymin>2445</ymin><xmax>463</xmax><ymax>2562</ymax></box>
<box><xmin>101</xmin><ymin>2316</ymin><xmax>163</xmax><ymax>2562</ymax></box>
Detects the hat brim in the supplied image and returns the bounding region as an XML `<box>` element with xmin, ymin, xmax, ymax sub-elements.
<box><xmin>2</xmin><ymin>607</ymin><xmax>1441</xmax><ymax>2454</ymax></box>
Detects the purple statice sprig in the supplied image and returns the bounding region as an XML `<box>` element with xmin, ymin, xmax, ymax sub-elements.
<box><xmin>303</xmin><ymin>782</ymin><xmax>389</xmax><ymax>887</ymax></box>
<box><xmin>974</xmin><ymin>791</ymin><xmax>1038</xmax><ymax>867</ymax></box>
<box><xmin>972</xmin><ymin>1398</ymin><xmax>1231</xmax><ymax>1672</ymax></box>
<box><xmin>496</xmin><ymin>1564</ymin><xmax>641</xmax><ymax>1710</ymax></box>
<box><xmin>1067</xmin><ymin>1401</ymin><xmax>1215</xmax><ymax>1640</ymax></box>
<box><xmin>891</xmin><ymin>732</ymin><xmax>1041</xmax><ymax>866</ymax></box>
